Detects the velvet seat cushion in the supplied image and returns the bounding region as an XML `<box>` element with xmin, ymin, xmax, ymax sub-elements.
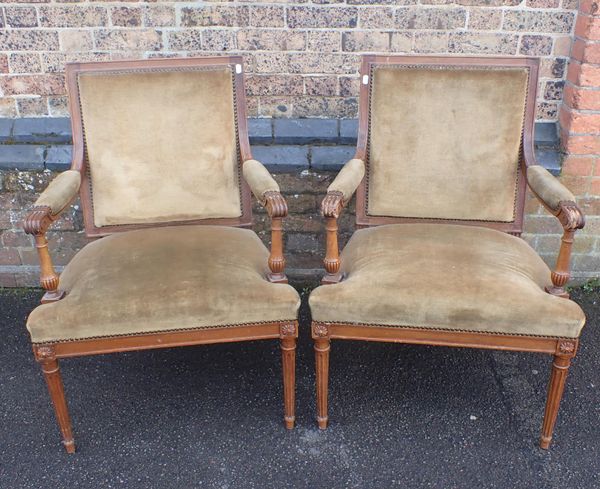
<box><xmin>27</xmin><ymin>226</ymin><xmax>300</xmax><ymax>343</ymax></box>
<box><xmin>309</xmin><ymin>224</ymin><xmax>585</xmax><ymax>338</ymax></box>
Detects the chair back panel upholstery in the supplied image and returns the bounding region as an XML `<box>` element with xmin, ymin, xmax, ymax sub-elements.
<box><xmin>77</xmin><ymin>66</ymin><xmax>242</xmax><ymax>228</ymax></box>
<box><xmin>366</xmin><ymin>64</ymin><xmax>529</xmax><ymax>223</ymax></box>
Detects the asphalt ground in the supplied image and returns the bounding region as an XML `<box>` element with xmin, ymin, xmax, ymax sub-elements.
<box><xmin>0</xmin><ymin>286</ymin><xmax>598</xmax><ymax>489</ymax></box>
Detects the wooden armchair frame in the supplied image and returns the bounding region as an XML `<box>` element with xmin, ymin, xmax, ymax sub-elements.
<box><xmin>314</xmin><ymin>55</ymin><xmax>585</xmax><ymax>449</ymax></box>
<box><xmin>23</xmin><ymin>56</ymin><xmax>297</xmax><ymax>453</ymax></box>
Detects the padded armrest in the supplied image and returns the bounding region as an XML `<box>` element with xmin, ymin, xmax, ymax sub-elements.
<box><xmin>328</xmin><ymin>158</ymin><xmax>365</xmax><ymax>203</ymax></box>
<box><xmin>527</xmin><ymin>166</ymin><xmax>575</xmax><ymax>212</ymax></box>
<box><xmin>35</xmin><ymin>170</ymin><xmax>81</xmax><ymax>215</ymax></box>
<box><xmin>243</xmin><ymin>159</ymin><xmax>280</xmax><ymax>204</ymax></box>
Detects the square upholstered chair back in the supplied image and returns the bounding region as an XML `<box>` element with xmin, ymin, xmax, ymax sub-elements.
<box><xmin>355</xmin><ymin>56</ymin><xmax>539</xmax><ymax>235</ymax></box>
<box><xmin>66</xmin><ymin>56</ymin><xmax>252</xmax><ymax>237</ymax></box>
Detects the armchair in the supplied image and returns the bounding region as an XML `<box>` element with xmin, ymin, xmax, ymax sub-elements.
<box><xmin>23</xmin><ymin>56</ymin><xmax>300</xmax><ymax>453</ymax></box>
<box><xmin>309</xmin><ymin>55</ymin><xmax>586</xmax><ymax>449</ymax></box>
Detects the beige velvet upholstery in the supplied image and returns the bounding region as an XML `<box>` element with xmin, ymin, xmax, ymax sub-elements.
<box><xmin>328</xmin><ymin>158</ymin><xmax>365</xmax><ymax>202</ymax></box>
<box><xmin>367</xmin><ymin>67</ymin><xmax>529</xmax><ymax>221</ymax></box>
<box><xmin>27</xmin><ymin>225</ymin><xmax>300</xmax><ymax>343</ymax></box>
<box><xmin>527</xmin><ymin>165</ymin><xmax>576</xmax><ymax>212</ymax></box>
<box><xmin>243</xmin><ymin>159</ymin><xmax>279</xmax><ymax>203</ymax></box>
<box><xmin>309</xmin><ymin>224</ymin><xmax>585</xmax><ymax>338</ymax></box>
<box><xmin>35</xmin><ymin>170</ymin><xmax>81</xmax><ymax>215</ymax></box>
<box><xmin>78</xmin><ymin>68</ymin><xmax>242</xmax><ymax>227</ymax></box>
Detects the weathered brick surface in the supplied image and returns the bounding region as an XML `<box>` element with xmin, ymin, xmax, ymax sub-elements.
<box><xmin>556</xmin><ymin>0</ymin><xmax>600</xmax><ymax>276</ymax></box>
<box><xmin>0</xmin><ymin>1</ymin><xmax>597</xmax><ymax>282</ymax></box>
<box><xmin>0</xmin><ymin>1</ymin><xmax>578</xmax><ymax>121</ymax></box>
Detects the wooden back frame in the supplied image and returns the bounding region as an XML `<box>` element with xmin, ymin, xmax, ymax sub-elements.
<box><xmin>354</xmin><ymin>55</ymin><xmax>540</xmax><ymax>235</ymax></box>
<box><xmin>65</xmin><ymin>56</ymin><xmax>254</xmax><ymax>238</ymax></box>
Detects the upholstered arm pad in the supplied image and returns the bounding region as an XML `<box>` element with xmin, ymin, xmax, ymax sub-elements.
<box><xmin>35</xmin><ymin>170</ymin><xmax>81</xmax><ymax>215</ymax></box>
<box><xmin>243</xmin><ymin>159</ymin><xmax>280</xmax><ymax>204</ymax></box>
<box><xmin>527</xmin><ymin>166</ymin><xmax>575</xmax><ymax>212</ymax></box>
<box><xmin>328</xmin><ymin>158</ymin><xmax>365</xmax><ymax>203</ymax></box>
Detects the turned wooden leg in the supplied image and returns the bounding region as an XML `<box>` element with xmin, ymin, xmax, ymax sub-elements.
<box><xmin>38</xmin><ymin>352</ymin><xmax>75</xmax><ymax>454</ymax></box>
<box><xmin>540</xmin><ymin>340</ymin><xmax>576</xmax><ymax>449</ymax></box>
<box><xmin>281</xmin><ymin>335</ymin><xmax>296</xmax><ymax>429</ymax></box>
<box><xmin>313</xmin><ymin>323</ymin><xmax>331</xmax><ymax>429</ymax></box>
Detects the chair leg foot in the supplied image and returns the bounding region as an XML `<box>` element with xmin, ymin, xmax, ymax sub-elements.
<box><xmin>314</xmin><ymin>333</ymin><xmax>330</xmax><ymax>430</ymax></box>
<box><xmin>539</xmin><ymin>353</ymin><xmax>572</xmax><ymax>450</ymax></box>
<box><xmin>40</xmin><ymin>357</ymin><xmax>76</xmax><ymax>454</ymax></box>
<box><xmin>281</xmin><ymin>335</ymin><xmax>296</xmax><ymax>430</ymax></box>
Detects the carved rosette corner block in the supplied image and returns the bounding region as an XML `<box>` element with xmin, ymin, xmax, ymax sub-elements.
<box><xmin>280</xmin><ymin>322</ymin><xmax>296</xmax><ymax>338</ymax></box>
<box><xmin>34</xmin><ymin>345</ymin><xmax>56</xmax><ymax>362</ymax></box>
<box><xmin>557</xmin><ymin>340</ymin><xmax>577</xmax><ymax>357</ymax></box>
<box><xmin>312</xmin><ymin>322</ymin><xmax>330</xmax><ymax>338</ymax></box>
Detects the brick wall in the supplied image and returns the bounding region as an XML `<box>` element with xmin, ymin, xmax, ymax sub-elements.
<box><xmin>0</xmin><ymin>117</ymin><xmax>597</xmax><ymax>286</ymax></box>
<box><xmin>0</xmin><ymin>1</ymin><xmax>598</xmax><ymax>285</ymax></box>
<box><xmin>0</xmin><ymin>1</ymin><xmax>577</xmax><ymax>121</ymax></box>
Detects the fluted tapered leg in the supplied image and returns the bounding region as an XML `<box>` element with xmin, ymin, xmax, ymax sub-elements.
<box><xmin>314</xmin><ymin>336</ymin><xmax>330</xmax><ymax>429</ymax></box>
<box><xmin>540</xmin><ymin>354</ymin><xmax>572</xmax><ymax>449</ymax></box>
<box><xmin>40</xmin><ymin>358</ymin><xmax>75</xmax><ymax>454</ymax></box>
<box><xmin>281</xmin><ymin>336</ymin><xmax>296</xmax><ymax>429</ymax></box>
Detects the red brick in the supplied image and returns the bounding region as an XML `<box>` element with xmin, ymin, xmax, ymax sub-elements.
<box><xmin>523</xmin><ymin>215</ymin><xmax>563</xmax><ymax>234</ymax></box>
<box><xmin>571</xmin><ymin>38</ymin><xmax>600</xmax><ymax>63</ymax></box>
<box><xmin>577</xmin><ymin>196</ymin><xmax>600</xmax><ymax>213</ymax></box>
<box><xmin>0</xmin><ymin>249</ymin><xmax>21</xmax><ymax>266</ymax></box>
<box><xmin>564</xmin><ymin>84</ymin><xmax>600</xmax><ymax>110</ymax></box>
<box><xmin>580</xmin><ymin>0</ymin><xmax>600</xmax><ymax>15</ymax></box>
<box><xmin>559</xmin><ymin>175</ymin><xmax>591</xmax><ymax>195</ymax></box>
<box><xmin>575</xmin><ymin>14</ymin><xmax>600</xmax><ymax>41</ymax></box>
<box><xmin>591</xmin><ymin>178</ymin><xmax>600</xmax><ymax>194</ymax></box>
<box><xmin>0</xmin><ymin>273</ymin><xmax>17</xmax><ymax>288</ymax></box>
<box><xmin>567</xmin><ymin>61</ymin><xmax>600</xmax><ymax>87</ymax></box>
<box><xmin>1</xmin><ymin>231</ymin><xmax>32</xmax><ymax>248</ymax></box>
<box><xmin>562</xmin><ymin>133</ymin><xmax>600</xmax><ymax>154</ymax></box>
<box><xmin>562</xmin><ymin>109</ymin><xmax>600</xmax><ymax>134</ymax></box>
<box><xmin>562</xmin><ymin>156</ymin><xmax>595</xmax><ymax>176</ymax></box>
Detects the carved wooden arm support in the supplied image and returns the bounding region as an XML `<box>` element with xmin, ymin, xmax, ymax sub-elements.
<box><xmin>264</xmin><ymin>190</ymin><xmax>289</xmax><ymax>284</ymax></box>
<box><xmin>545</xmin><ymin>201</ymin><xmax>585</xmax><ymax>298</ymax></box>
<box><xmin>242</xmin><ymin>159</ymin><xmax>289</xmax><ymax>283</ymax></box>
<box><xmin>320</xmin><ymin>158</ymin><xmax>365</xmax><ymax>285</ymax></box>
<box><xmin>321</xmin><ymin>190</ymin><xmax>345</xmax><ymax>284</ymax></box>
<box><xmin>526</xmin><ymin>165</ymin><xmax>585</xmax><ymax>298</ymax></box>
<box><xmin>22</xmin><ymin>170</ymin><xmax>81</xmax><ymax>303</ymax></box>
<box><xmin>23</xmin><ymin>206</ymin><xmax>66</xmax><ymax>303</ymax></box>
